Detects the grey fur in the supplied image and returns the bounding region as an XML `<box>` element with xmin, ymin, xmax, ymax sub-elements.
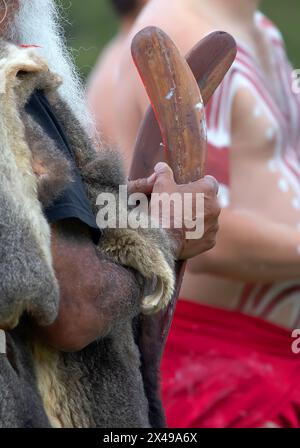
<box><xmin>0</xmin><ymin>43</ymin><xmax>59</xmax><ymax>330</ymax></box>
<box><xmin>0</xmin><ymin>40</ymin><xmax>175</xmax><ymax>427</ymax></box>
<box><xmin>0</xmin><ymin>324</ymin><xmax>51</xmax><ymax>428</ymax></box>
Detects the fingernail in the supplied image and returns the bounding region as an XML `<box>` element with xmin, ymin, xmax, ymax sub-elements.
<box><xmin>154</xmin><ymin>162</ymin><xmax>168</xmax><ymax>174</ymax></box>
<box><xmin>205</xmin><ymin>175</ymin><xmax>219</xmax><ymax>194</ymax></box>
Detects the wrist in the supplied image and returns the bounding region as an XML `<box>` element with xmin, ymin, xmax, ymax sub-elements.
<box><xmin>165</xmin><ymin>228</ymin><xmax>185</xmax><ymax>260</ymax></box>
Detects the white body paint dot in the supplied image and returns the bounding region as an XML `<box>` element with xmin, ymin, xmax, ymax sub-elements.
<box><xmin>268</xmin><ymin>159</ymin><xmax>278</xmax><ymax>173</ymax></box>
<box><xmin>195</xmin><ymin>102</ymin><xmax>204</xmax><ymax>111</ymax></box>
<box><xmin>253</xmin><ymin>105</ymin><xmax>262</xmax><ymax>118</ymax></box>
<box><xmin>266</xmin><ymin>127</ymin><xmax>275</xmax><ymax>141</ymax></box>
<box><xmin>278</xmin><ymin>178</ymin><xmax>289</xmax><ymax>193</ymax></box>
<box><xmin>292</xmin><ymin>197</ymin><xmax>300</xmax><ymax>210</ymax></box>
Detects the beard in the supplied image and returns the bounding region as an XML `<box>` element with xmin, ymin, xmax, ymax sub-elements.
<box><xmin>3</xmin><ymin>0</ymin><xmax>95</xmax><ymax>134</ymax></box>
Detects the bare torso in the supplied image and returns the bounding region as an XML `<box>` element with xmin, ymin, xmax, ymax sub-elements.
<box><xmin>86</xmin><ymin>34</ymin><xmax>128</xmax><ymax>146</ymax></box>
<box><xmin>179</xmin><ymin>8</ymin><xmax>300</xmax><ymax>329</ymax></box>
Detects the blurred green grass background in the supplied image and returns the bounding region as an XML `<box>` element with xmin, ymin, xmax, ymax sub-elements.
<box><xmin>57</xmin><ymin>0</ymin><xmax>300</xmax><ymax>80</ymax></box>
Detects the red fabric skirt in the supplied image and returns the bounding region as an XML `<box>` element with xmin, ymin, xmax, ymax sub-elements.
<box><xmin>161</xmin><ymin>299</ymin><xmax>300</xmax><ymax>428</ymax></box>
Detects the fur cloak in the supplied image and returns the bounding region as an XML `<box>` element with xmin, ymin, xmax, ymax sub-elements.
<box><xmin>0</xmin><ymin>39</ymin><xmax>175</xmax><ymax>428</ymax></box>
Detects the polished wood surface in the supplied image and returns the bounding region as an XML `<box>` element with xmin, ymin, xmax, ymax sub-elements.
<box><xmin>130</xmin><ymin>30</ymin><xmax>237</xmax><ymax>182</ymax></box>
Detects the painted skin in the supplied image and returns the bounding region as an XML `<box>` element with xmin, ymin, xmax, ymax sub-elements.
<box><xmin>89</xmin><ymin>0</ymin><xmax>300</xmax><ymax>329</ymax></box>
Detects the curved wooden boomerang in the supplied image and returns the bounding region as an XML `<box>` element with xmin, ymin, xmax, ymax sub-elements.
<box><xmin>131</xmin><ymin>27</ymin><xmax>207</xmax><ymax>184</ymax></box>
<box><xmin>130</xmin><ymin>27</ymin><xmax>237</xmax><ymax>347</ymax></box>
<box><xmin>130</xmin><ymin>29</ymin><xmax>237</xmax><ymax>181</ymax></box>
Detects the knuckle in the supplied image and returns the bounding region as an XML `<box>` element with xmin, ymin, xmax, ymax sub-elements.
<box><xmin>202</xmin><ymin>223</ymin><xmax>219</xmax><ymax>251</ymax></box>
<box><xmin>212</xmin><ymin>223</ymin><xmax>220</xmax><ymax>237</ymax></box>
<box><xmin>207</xmin><ymin>197</ymin><xmax>221</xmax><ymax>216</ymax></box>
<box><xmin>209</xmin><ymin>221</ymin><xmax>220</xmax><ymax>236</ymax></box>
<box><xmin>129</xmin><ymin>179</ymin><xmax>142</xmax><ymax>193</ymax></box>
<box><xmin>214</xmin><ymin>203</ymin><xmax>221</xmax><ymax>218</ymax></box>
<box><xmin>205</xmin><ymin>204</ymin><xmax>220</xmax><ymax>223</ymax></box>
<box><xmin>205</xmin><ymin>233</ymin><xmax>217</xmax><ymax>250</ymax></box>
<box><xmin>136</xmin><ymin>178</ymin><xmax>146</xmax><ymax>190</ymax></box>
<box><xmin>208</xmin><ymin>237</ymin><xmax>217</xmax><ymax>250</ymax></box>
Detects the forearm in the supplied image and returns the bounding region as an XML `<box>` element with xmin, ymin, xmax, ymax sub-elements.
<box><xmin>37</xmin><ymin>220</ymin><xmax>142</xmax><ymax>352</ymax></box>
<box><xmin>188</xmin><ymin>208</ymin><xmax>300</xmax><ymax>282</ymax></box>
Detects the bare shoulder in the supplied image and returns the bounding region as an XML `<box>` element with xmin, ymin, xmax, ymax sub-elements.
<box><xmin>255</xmin><ymin>10</ymin><xmax>284</xmax><ymax>45</ymax></box>
<box><xmin>86</xmin><ymin>37</ymin><xmax>125</xmax><ymax>143</ymax></box>
<box><xmin>87</xmin><ymin>37</ymin><xmax>122</xmax><ymax>95</ymax></box>
<box><xmin>230</xmin><ymin>86</ymin><xmax>278</xmax><ymax>160</ymax></box>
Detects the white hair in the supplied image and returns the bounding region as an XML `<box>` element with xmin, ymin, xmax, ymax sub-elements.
<box><xmin>5</xmin><ymin>0</ymin><xmax>95</xmax><ymax>134</ymax></box>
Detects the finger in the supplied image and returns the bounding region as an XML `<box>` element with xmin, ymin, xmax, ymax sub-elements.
<box><xmin>153</xmin><ymin>162</ymin><xmax>175</xmax><ymax>187</ymax></box>
<box><xmin>128</xmin><ymin>172</ymin><xmax>157</xmax><ymax>195</ymax></box>
<box><xmin>199</xmin><ymin>175</ymin><xmax>219</xmax><ymax>195</ymax></box>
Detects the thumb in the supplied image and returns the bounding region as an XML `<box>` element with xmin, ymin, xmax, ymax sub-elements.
<box><xmin>154</xmin><ymin>162</ymin><xmax>175</xmax><ymax>186</ymax></box>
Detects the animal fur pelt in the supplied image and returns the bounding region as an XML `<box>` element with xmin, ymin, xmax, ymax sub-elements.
<box><xmin>0</xmin><ymin>39</ymin><xmax>176</xmax><ymax>427</ymax></box>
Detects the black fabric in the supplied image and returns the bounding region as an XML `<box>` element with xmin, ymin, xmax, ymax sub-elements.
<box><xmin>25</xmin><ymin>91</ymin><xmax>101</xmax><ymax>243</ymax></box>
